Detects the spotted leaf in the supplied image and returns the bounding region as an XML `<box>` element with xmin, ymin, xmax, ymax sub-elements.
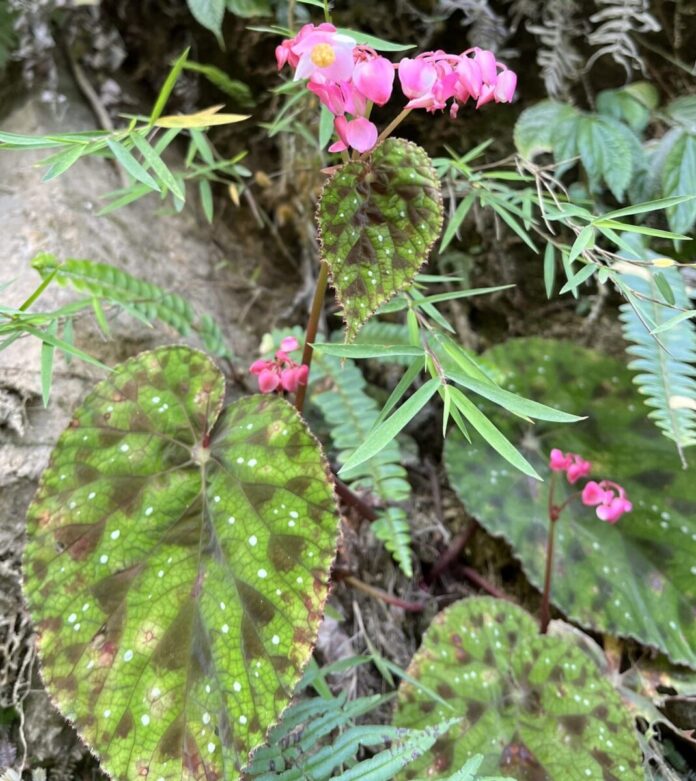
<box><xmin>444</xmin><ymin>338</ymin><xmax>696</xmax><ymax>668</ymax></box>
<box><xmin>318</xmin><ymin>138</ymin><xmax>443</xmax><ymax>342</ymax></box>
<box><xmin>24</xmin><ymin>346</ymin><xmax>340</xmax><ymax>781</ymax></box>
<box><xmin>394</xmin><ymin>597</ymin><xmax>642</xmax><ymax>780</ymax></box>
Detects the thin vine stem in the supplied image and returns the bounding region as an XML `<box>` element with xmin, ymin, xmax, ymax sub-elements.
<box><xmin>539</xmin><ymin>471</ymin><xmax>558</xmax><ymax>634</ymax></box>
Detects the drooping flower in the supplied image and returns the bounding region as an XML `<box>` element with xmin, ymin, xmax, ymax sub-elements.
<box><xmin>566</xmin><ymin>454</ymin><xmax>591</xmax><ymax>484</ymax></box>
<box><xmin>352</xmin><ymin>54</ymin><xmax>395</xmax><ymax>105</ymax></box>
<box><xmin>249</xmin><ymin>336</ymin><xmax>308</xmax><ymax>395</ymax></box>
<box><xmin>549</xmin><ymin>448</ymin><xmax>573</xmax><ymax>472</ymax></box>
<box><xmin>582</xmin><ymin>480</ymin><xmax>632</xmax><ymax>524</ymax></box>
<box><xmin>329</xmin><ymin>115</ymin><xmax>378</xmax><ymax>154</ymax></box>
<box><xmin>548</xmin><ymin>449</ymin><xmax>591</xmax><ymax>484</ymax></box>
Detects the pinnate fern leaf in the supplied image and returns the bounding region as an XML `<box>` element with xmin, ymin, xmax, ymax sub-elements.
<box><xmin>31</xmin><ymin>253</ymin><xmax>232</xmax><ymax>357</ymax></box>
<box><xmin>616</xmin><ymin>261</ymin><xmax>696</xmax><ymax>458</ymax></box>
<box><xmin>309</xmin><ymin>348</ymin><xmax>415</xmax><ymax>577</ymax></box>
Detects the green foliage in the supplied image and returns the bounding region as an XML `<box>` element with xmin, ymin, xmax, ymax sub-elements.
<box><xmin>24</xmin><ymin>346</ymin><xmax>341</xmax><ymax>780</ymax></box>
<box><xmin>596</xmin><ymin>82</ymin><xmax>659</xmax><ymax>134</ymax></box>
<box><xmin>0</xmin><ymin>50</ymin><xmax>249</xmax><ymax>218</ymax></box>
<box><xmin>32</xmin><ymin>253</ymin><xmax>233</xmax><ymax>358</ymax></box>
<box><xmin>186</xmin><ymin>0</ymin><xmax>270</xmax><ymax>41</ymax></box>
<box><xmin>615</xmin><ymin>256</ymin><xmax>696</xmax><ymax>456</ymax></box>
<box><xmin>513</xmin><ymin>100</ymin><xmax>578</xmax><ymax>161</ymax></box>
<box><xmin>317</xmin><ymin>138</ymin><xmax>444</xmax><ymax>342</ymax></box>
<box><xmin>393</xmin><ymin>597</ymin><xmax>642</xmax><ymax>780</ymax></box>
<box><xmin>312</xmin><ymin>351</ymin><xmax>415</xmax><ymax>577</ymax></box>
<box><xmin>661</xmin><ymin>132</ymin><xmax>696</xmax><ymax>235</ymax></box>
<box><xmin>444</xmin><ymin>338</ymin><xmax>696</xmax><ymax>668</ymax></box>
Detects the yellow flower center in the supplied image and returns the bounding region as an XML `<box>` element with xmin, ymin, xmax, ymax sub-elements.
<box><xmin>310</xmin><ymin>43</ymin><xmax>336</xmax><ymax>68</ymax></box>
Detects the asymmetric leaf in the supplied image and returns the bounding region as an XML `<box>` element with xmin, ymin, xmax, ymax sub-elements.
<box><xmin>393</xmin><ymin>598</ymin><xmax>642</xmax><ymax>780</ymax></box>
<box><xmin>317</xmin><ymin>138</ymin><xmax>443</xmax><ymax>342</ymax></box>
<box><xmin>24</xmin><ymin>346</ymin><xmax>340</xmax><ymax>780</ymax></box>
<box><xmin>444</xmin><ymin>339</ymin><xmax>696</xmax><ymax>667</ymax></box>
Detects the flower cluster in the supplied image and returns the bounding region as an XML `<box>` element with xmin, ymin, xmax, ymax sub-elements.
<box><xmin>398</xmin><ymin>48</ymin><xmax>516</xmax><ymax>117</ymax></box>
<box><xmin>549</xmin><ymin>448</ymin><xmax>591</xmax><ymax>484</ymax></box>
<box><xmin>249</xmin><ymin>336</ymin><xmax>309</xmax><ymax>394</ymax></box>
<box><xmin>276</xmin><ymin>24</ymin><xmax>516</xmax><ymax>154</ymax></box>
<box><xmin>581</xmin><ymin>481</ymin><xmax>633</xmax><ymax>524</ymax></box>
<box><xmin>548</xmin><ymin>448</ymin><xmax>632</xmax><ymax>524</ymax></box>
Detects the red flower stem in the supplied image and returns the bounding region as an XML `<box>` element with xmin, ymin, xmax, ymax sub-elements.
<box><xmin>460</xmin><ymin>566</ymin><xmax>512</xmax><ymax>601</ymax></box>
<box><xmin>377</xmin><ymin>108</ymin><xmax>412</xmax><ymax>144</ymax></box>
<box><xmin>334</xmin><ymin>477</ymin><xmax>378</xmax><ymax>522</ymax></box>
<box><xmin>294</xmin><ymin>260</ymin><xmax>329</xmax><ymax>414</ymax></box>
<box><xmin>427</xmin><ymin>520</ymin><xmax>478</xmax><ymax>583</ymax></box>
<box><xmin>336</xmin><ymin>571</ymin><xmax>426</xmax><ymax>612</ymax></box>
<box><xmin>540</xmin><ymin>472</ymin><xmax>558</xmax><ymax>634</ymax></box>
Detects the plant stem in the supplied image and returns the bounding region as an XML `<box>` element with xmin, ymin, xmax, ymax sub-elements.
<box><xmin>295</xmin><ymin>261</ymin><xmax>329</xmax><ymax>414</ymax></box>
<box><xmin>377</xmin><ymin>108</ymin><xmax>412</xmax><ymax>143</ymax></box>
<box><xmin>334</xmin><ymin>478</ymin><xmax>378</xmax><ymax>521</ymax></box>
<box><xmin>539</xmin><ymin>517</ymin><xmax>557</xmax><ymax>634</ymax></box>
<box><xmin>335</xmin><ymin>572</ymin><xmax>426</xmax><ymax>611</ymax></box>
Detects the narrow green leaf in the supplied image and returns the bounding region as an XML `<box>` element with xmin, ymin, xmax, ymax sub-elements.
<box><xmin>199</xmin><ymin>178</ymin><xmax>214</xmax><ymax>223</ymax></box>
<box><xmin>567</xmin><ymin>225</ymin><xmax>595</xmax><ymax>264</ymax></box>
<box><xmin>651</xmin><ymin>309</ymin><xmax>696</xmax><ymax>334</ymax></box>
<box><xmin>91</xmin><ymin>296</ymin><xmax>111</xmax><ymax>337</ymax></box>
<box><xmin>445</xmin><ymin>366</ymin><xmax>583</xmax><ymax>423</ymax></box>
<box><xmin>449</xmin><ymin>387</ymin><xmax>541</xmax><ymax>480</ymax></box>
<box><xmin>150</xmin><ymin>47</ymin><xmax>190</xmax><ymax>122</ymax></box>
<box><xmin>339</xmin><ymin>378</ymin><xmax>440</xmax><ymax>474</ymax></box>
<box><xmin>440</xmin><ymin>192</ymin><xmax>475</xmax><ymax>252</ymax></box>
<box><xmin>40</xmin><ymin>322</ymin><xmax>57</xmax><ymax>407</ymax></box>
<box><xmin>335</xmin><ymin>28</ymin><xmax>414</xmax><ymax>51</ymax></box>
<box><xmin>130</xmin><ymin>133</ymin><xmax>184</xmax><ymax>200</ymax></box>
<box><xmin>42</xmin><ymin>144</ymin><xmax>84</xmax><ymax>180</ymax></box>
<box><xmin>559</xmin><ymin>262</ymin><xmax>597</xmax><ymax>296</ymax></box>
<box><xmin>23</xmin><ymin>324</ymin><xmax>109</xmax><ymax>371</ymax></box>
<box><xmin>420</xmin><ymin>285</ymin><xmax>515</xmax><ymax>305</ymax></box>
<box><xmin>654</xmin><ymin>272</ymin><xmax>676</xmax><ymax>305</ymax></box>
<box><xmin>106</xmin><ymin>139</ymin><xmax>161</xmax><ymax>191</ymax></box>
<box><xmin>543</xmin><ymin>242</ymin><xmax>555</xmax><ymax>298</ymax></box>
<box><xmin>319</xmin><ymin>103</ymin><xmax>334</xmax><ymax>150</ymax></box>
<box><xmin>314</xmin><ymin>343</ymin><xmax>424</xmax><ymax>360</ymax></box>
<box><xmin>598</xmin><ymin>194</ymin><xmax>696</xmax><ymax>222</ymax></box>
<box><xmin>376</xmin><ymin>357</ymin><xmax>425</xmax><ymax>425</ymax></box>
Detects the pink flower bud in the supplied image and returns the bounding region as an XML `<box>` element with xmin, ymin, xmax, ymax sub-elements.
<box><xmin>397</xmin><ymin>57</ymin><xmax>438</xmax><ymax>100</ymax></box>
<box><xmin>249</xmin><ymin>359</ymin><xmax>269</xmax><ymax>375</ymax></box>
<box><xmin>473</xmin><ymin>48</ymin><xmax>497</xmax><ymax>84</ymax></box>
<box><xmin>353</xmin><ymin>56</ymin><xmax>395</xmax><ymax>105</ymax></box>
<box><xmin>549</xmin><ymin>449</ymin><xmax>572</xmax><ymax>472</ymax></box>
<box><xmin>494</xmin><ymin>69</ymin><xmax>517</xmax><ymax>103</ymax></box>
<box><xmin>296</xmin><ymin>364</ymin><xmax>309</xmax><ymax>386</ymax></box>
<box><xmin>581</xmin><ymin>481</ymin><xmax>607</xmax><ymax>507</ymax></box>
<box><xmin>258</xmin><ymin>368</ymin><xmax>280</xmax><ymax>394</ymax></box>
<box><xmin>330</xmin><ymin>115</ymin><xmax>378</xmax><ymax>154</ymax></box>
<box><xmin>456</xmin><ymin>56</ymin><xmax>482</xmax><ymax>100</ymax></box>
<box><xmin>280</xmin><ymin>336</ymin><xmax>300</xmax><ymax>352</ymax></box>
<box><xmin>567</xmin><ymin>456</ymin><xmax>591</xmax><ymax>484</ymax></box>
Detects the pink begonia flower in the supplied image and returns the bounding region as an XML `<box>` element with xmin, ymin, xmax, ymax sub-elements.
<box><xmin>567</xmin><ymin>455</ymin><xmax>591</xmax><ymax>484</ymax></box>
<box><xmin>308</xmin><ymin>79</ymin><xmax>367</xmax><ymax>118</ymax></box>
<box><xmin>582</xmin><ymin>480</ymin><xmax>632</xmax><ymax>524</ymax></box>
<box><xmin>275</xmin><ymin>22</ymin><xmax>334</xmax><ymax>70</ymax></box>
<box><xmin>353</xmin><ymin>55</ymin><xmax>395</xmax><ymax>105</ymax></box>
<box><xmin>280</xmin><ymin>336</ymin><xmax>300</xmax><ymax>352</ymax></box>
<box><xmin>329</xmin><ymin>115</ymin><xmax>378</xmax><ymax>154</ymax></box>
<box><xmin>258</xmin><ymin>368</ymin><xmax>280</xmax><ymax>394</ymax></box>
<box><xmin>292</xmin><ymin>28</ymin><xmax>356</xmax><ymax>84</ymax></box>
<box><xmin>249</xmin><ymin>336</ymin><xmax>308</xmax><ymax>395</ymax></box>
<box><xmin>398</xmin><ymin>57</ymin><xmax>439</xmax><ymax>101</ymax></box>
<box><xmin>549</xmin><ymin>448</ymin><xmax>572</xmax><ymax>472</ymax></box>
<box><xmin>494</xmin><ymin>68</ymin><xmax>517</xmax><ymax>103</ymax></box>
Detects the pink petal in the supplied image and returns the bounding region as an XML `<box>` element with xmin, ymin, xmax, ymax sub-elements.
<box><xmin>249</xmin><ymin>359</ymin><xmax>269</xmax><ymax>375</ymax></box>
<box><xmin>494</xmin><ymin>69</ymin><xmax>517</xmax><ymax>103</ymax></box>
<box><xmin>581</xmin><ymin>481</ymin><xmax>604</xmax><ymax>506</ymax></box>
<box><xmin>456</xmin><ymin>56</ymin><xmax>482</xmax><ymax>99</ymax></box>
<box><xmin>281</xmin><ymin>367</ymin><xmax>300</xmax><ymax>392</ymax></box>
<box><xmin>549</xmin><ymin>448</ymin><xmax>571</xmax><ymax>471</ymax></box>
<box><xmin>473</xmin><ymin>48</ymin><xmax>497</xmax><ymax>83</ymax></box>
<box><xmin>280</xmin><ymin>336</ymin><xmax>300</xmax><ymax>352</ymax></box>
<box><xmin>344</xmin><ymin>117</ymin><xmax>378</xmax><ymax>154</ymax></box>
<box><xmin>398</xmin><ymin>58</ymin><xmax>438</xmax><ymax>99</ymax></box>
<box><xmin>353</xmin><ymin>56</ymin><xmax>395</xmax><ymax>105</ymax></box>
<box><xmin>258</xmin><ymin>368</ymin><xmax>280</xmax><ymax>393</ymax></box>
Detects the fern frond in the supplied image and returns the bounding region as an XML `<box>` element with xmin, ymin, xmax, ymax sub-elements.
<box><xmin>616</xmin><ymin>262</ymin><xmax>696</xmax><ymax>462</ymax></box>
<box><xmin>587</xmin><ymin>0</ymin><xmax>660</xmax><ymax>75</ymax></box>
<box><xmin>310</xmin><ymin>350</ymin><xmax>414</xmax><ymax>577</ymax></box>
<box><xmin>437</xmin><ymin>0</ymin><xmax>511</xmax><ymax>51</ymax></box>
<box><xmin>526</xmin><ymin>0</ymin><xmax>583</xmax><ymax>98</ymax></box>
<box><xmin>31</xmin><ymin>254</ymin><xmax>232</xmax><ymax>358</ymax></box>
